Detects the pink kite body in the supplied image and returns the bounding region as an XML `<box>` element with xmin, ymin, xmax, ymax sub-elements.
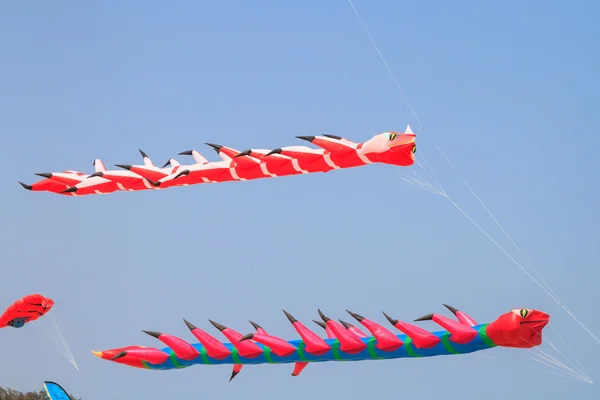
<box><xmin>79</xmin><ymin>150</ymin><xmax>182</xmax><ymax>193</ymax></box>
<box><xmin>19</xmin><ymin>164</ymin><xmax>97</xmax><ymax>195</ymax></box>
<box><xmin>20</xmin><ymin>126</ymin><xmax>417</xmax><ymax>196</ymax></box>
<box><xmin>92</xmin><ymin>305</ymin><xmax>550</xmax><ymax>381</ymax></box>
<box><xmin>58</xmin><ymin>160</ymin><xmax>119</xmax><ymax>196</ymax></box>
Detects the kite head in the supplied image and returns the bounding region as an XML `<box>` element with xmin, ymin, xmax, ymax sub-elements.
<box><xmin>8</xmin><ymin>318</ymin><xmax>28</xmax><ymax>328</ymax></box>
<box><xmin>486</xmin><ymin>308</ymin><xmax>550</xmax><ymax>348</ymax></box>
<box><xmin>91</xmin><ymin>346</ymin><xmax>149</xmax><ymax>369</ymax></box>
<box><xmin>359</xmin><ymin>125</ymin><xmax>416</xmax><ymax>166</ymax></box>
<box><xmin>92</xmin><ymin>347</ymin><xmax>134</xmax><ymax>361</ymax></box>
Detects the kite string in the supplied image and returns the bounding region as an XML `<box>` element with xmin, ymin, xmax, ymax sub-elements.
<box><xmin>522</xmin><ymin>334</ymin><xmax>591</xmax><ymax>383</ymax></box>
<box><xmin>397</xmin><ymin>174</ymin><xmax>592</xmax><ymax>382</ymax></box>
<box><xmin>52</xmin><ymin>314</ymin><xmax>79</xmax><ymax>370</ymax></box>
<box><xmin>346</xmin><ymin>0</ymin><xmax>423</xmax><ymax>131</ymax></box>
<box><xmin>528</xmin><ymin>365</ymin><xmax>589</xmax><ymax>383</ymax></box>
<box><xmin>541</xmin><ymin>337</ymin><xmax>590</xmax><ymax>381</ymax></box>
<box><xmin>345</xmin><ymin>0</ymin><xmax>600</xmax><ymax>346</ymax></box>
<box><xmin>34</xmin><ymin>312</ymin><xmax>79</xmax><ymax>371</ymax></box>
<box><xmin>426</xmin><ymin>135</ymin><xmax>562</xmax><ymax>303</ymax></box>
<box><xmin>528</xmin><ymin>356</ymin><xmax>587</xmax><ymax>382</ymax></box>
<box><xmin>544</xmin><ymin>332</ymin><xmax>590</xmax><ymax>380</ymax></box>
<box><xmin>441</xmin><ymin>193</ymin><xmax>559</xmax><ymax>301</ymax></box>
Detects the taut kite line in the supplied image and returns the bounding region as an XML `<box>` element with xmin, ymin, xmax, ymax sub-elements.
<box><xmin>19</xmin><ymin>126</ymin><xmax>416</xmax><ymax>196</ymax></box>
<box><xmin>92</xmin><ymin>305</ymin><xmax>549</xmax><ymax>381</ymax></box>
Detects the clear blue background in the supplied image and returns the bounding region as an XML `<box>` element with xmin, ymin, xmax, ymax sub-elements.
<box><xmin>1</xmin><ymin>1</ymin><xmax>598</xmax><ymax>398</ymax></box>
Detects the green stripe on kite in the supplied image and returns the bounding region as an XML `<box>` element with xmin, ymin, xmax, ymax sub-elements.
<box><xmin>199</xmin><ymin>346</ymin><xmax>211</xmax><ymax>364</ymax></box>
<box><xmin>296</xmin><ymin>342</ymin><xmax>308</xmax><ymax>362</ymax></box>
<box><xmin>331</xmin><ymin>341</ymin><xmax>341</xmax><ymax>360</ymax></box>
<box><xmin>403</xmin><ymin>336</ymin><xmax>420</xmax><ymax>357</ymax></box>
<box><xmin>231</xmin><ymin>348</ymin><xmax>241</xmax><ymax>364</ymax></box>
<box><xmin>170</xmin><ymin>352</ymin><xmax>184</xmax><ymax>368</ymax></box>
<box><xmin>367</xmin><ymin>337</ymin><xmax>382</xmax><ymax>360</ymax></box>
<box><xmin>264</xmin><ymin>347</ymin><xmax>273</xmax><ymax>363</ymax></box>
<box><xmin>441</xmin><ymin>333</ymin><xmax>459</xmax><ymax>354</ymax></box>
<box><xmin>479</xmin><ymin>324</ymin><xmax>497</xmax><ymax>348</ymax></box>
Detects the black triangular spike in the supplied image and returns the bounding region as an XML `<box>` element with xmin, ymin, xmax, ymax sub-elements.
<box><xmin>382</xmin><ymin>311</ymin><xmax>398</xmax><ymax>326</ymax></box>
<box><xmin>209</xmin><ymin>320</ymin><xmax>227</xmax><ymax>332</ymax></box>
<box><xmin>18</xmin><ymin>181</ymin><xmax>32</xmax><ymax>190</ymax></box>
<box><xmin>345</xmin><ymin>309</ymin><xmax>364</xmax><ymax>322</ymax></box>
<box><xmin>282</xmin><ymin>309</ymin><xmax>297</xmax><ymax>324</ymax></box>
<box><xmin>313</xmin><ymin>320</ymin><xmax>326</xmax><ymax>329</ymax></box>
<box><xmin>443</xmin><ymin>304</ymin><xmax>460</xmax><ymax>316</ymax></box>
<box><xmin>414</xmin><ymin>314</ymin><xmax>434</xmax><ymax>322</ymax></box>
<box><xmin>141</xmin><ymin>330</ymin><xmax>161</xmax><ymax>339</ymax></box>
<box><xmin>249</xmin><ymin>320</ymin><xmax>263</xmax><ymax>331</ymax></box>
<box><xmin>183</xmin><ymin>319</ymin><xmax>196</xmax><ymax>331</ymax></box>
<box><xmin>317</xmin><ymin>309</ymin><xmax>330</xmax><ymax>323</ymax></box>
<box><xmin>265</xmin><ymin>148</ymin><xmax>282</xmax><ymax>156</ymax></box>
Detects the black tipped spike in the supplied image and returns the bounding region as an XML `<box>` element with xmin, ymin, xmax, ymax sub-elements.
<box><xmin>87</xmin><ymin>171</ymin><xmax>104</xmax><ymax>178</ymax></box>
<box><xmin>178</xmin><ymin>150</ymin><xmax>194</xmax><ymax>156</ymax></box>
<box><xmin>317</xmin><ymin>309</ymin><xmax>331</xmax><ymax>323</ymax></box>
<box><xmin>110</xmin><ymin>351</ymin><xmax>127</xmax><ymax>360</ymax></box>
<box><xmin>183</xmin><ymin>319</ymin><xmax>197</xmax><ymax>331</ymax></box>
<box><xmin>141</xmin><ymin>330</ymin><xmax>162</xmax><ymax>339</ymax></box>
<box><xmin>265</xmin><ymin>148</ymin><xmax>282</xmax><ymax>156</ymax></box>
<box><xmin>249</xmin><ymin>321</ymin><xmax>263</xmax><ymax>331</ymax></box>
<box><xmin>209</xmin><ymin>320</ymin><xmax>227</xmax><ymax>332</ymax></box>
<box><xmin>414</xmin><ymin>314</ymin><xmax>434</xmax><ymax>322</ymax></box>
<box><xmin>35</xmin><ymin>173</ymin><xmax>53</xmax><ymax>179</ymax></box>
<box><xmin>282</xmin><ymin>309</ymin><xmax>297</xmax><ymax>324</ymax></box>
<box><xmin>323</xmin><ymin>134</ymin><xmax>342</xmax><ymax>140</ymax></box>
<box><xmin>115</xmin><ymin>164</ymin><xmax>132</xmax><ymax>170</ymax></box>
<box><xmin>18</xmin><ymin>181</ymin><xmax>32</xmax><ymax>190</ymax></box>
<box><xmin>205</xmin><ymin>143</ymin><xmax>223</xmax><ymax>152</ymax></box>
<box><xmin>239</xmin><ymin>333</ymin><xmax>254</xmax><ymax>342</ymax></box>
<box><xmin>146</xmin><ymin>179</ymin><xmax>161</xmax><ymax>187</ymax></box>
<box><xmin>173</xmin><ymin>170</ymin><xmax>190</xmax><ymax>179</ymax></box>
<box><xmin>235</xmin><ymin>149</ymin><xmax>252</xmax><ymax>158</ymax></box>
<box><xmin>382</xmin><ymin>311</ymin><xmax>398</xmax><ymax>326</ymax></box>
<box><xmin>229</xmin><ymin>368</ymin><xmax>240</xmax><ymax>382</ymax></box>
<box><xmin>161</xmin><ymin>160</ymin><xmax>171</xmax><ymax>168</ymax></box>
<box><xmin>296</xmin><ymin>135</ymin><xmax>315</xmax><ymax>142</ymax></box>
<box><xmin>313</xmin><ymin>320</ymin><xmax>326</xmax><ymax>329</ymax></box>
<box><xmin>345</xmin><ymin>309</ymin><xmax>364</xmax><ymax>322</ymax></box>
<box><xmin>62</xmin><ymin>187</ymin><xmax>78</xmax><ymax>193</ymax></box>
<box><xmin>139</xmin><ymin>149</ymin><xmax>149</xmax><ymax>159</ymax></box>
<box><xmin>443</xmin><ymin>304</ymin><xmax>460</xmax><ymax>316</ymax></box>
<box><xmin>338</xmin><ymin>319</ymin><xmax>355</xmax><ymax>330</ymax></box>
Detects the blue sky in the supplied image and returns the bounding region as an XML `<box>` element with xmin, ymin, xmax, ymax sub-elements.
<box><xmin>1</xmin><ymin>0</ymin><xmax>599</xmax><ymax>398</ymax></box>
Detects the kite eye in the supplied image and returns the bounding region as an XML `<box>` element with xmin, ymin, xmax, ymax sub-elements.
<box><xmin>388</xmin><ymin>133</ymin><xmax>397</xmax><ymax>141</ymax></box>
<box><xmin>411</xmin><ymin>144</ymin><xmax>416</xmax><ymax>153</ymax></box>
<box><xmin>519</xmin><ymin>309</ymin><xmax>529</xmax><ymax>318</ymax></box>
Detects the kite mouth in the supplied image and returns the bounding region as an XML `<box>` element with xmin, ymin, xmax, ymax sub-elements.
<box><xmin>520</xmin><ymin>319</ymin><xmax>548</xmax><ymax>325</ymax></box>
<box><xmin>387</xmin><ymin>135</ymin><xmax>416</xmax><ymax>150</ymax></box>
<box><xmin>518</xmin><ymin>318</ymin><xmax>549</xmax><ymax>345</ymax></box>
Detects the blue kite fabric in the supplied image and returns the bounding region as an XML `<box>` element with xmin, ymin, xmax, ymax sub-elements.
<box><xmin>44</xmin><ymin>381</ymin><xmax>71</xmax><ymax>400</ymax></box>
